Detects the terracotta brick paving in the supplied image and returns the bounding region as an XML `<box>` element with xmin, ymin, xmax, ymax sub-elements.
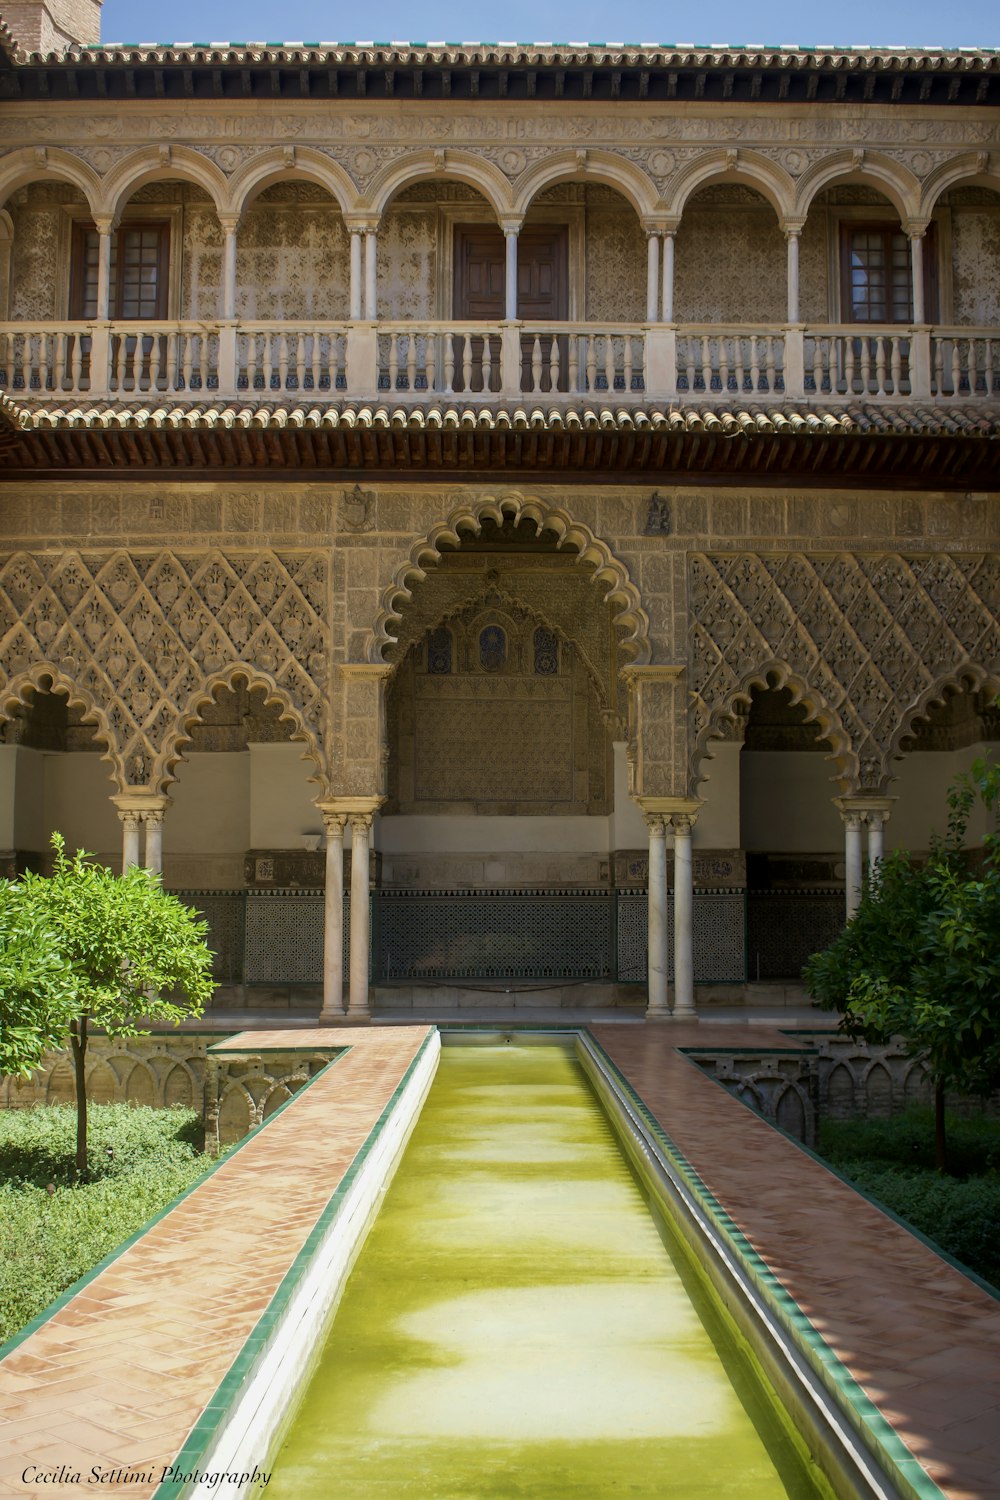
<box><xmin>592</xmin><ymin>1023</ymin><xmax>1000</xmax><ymax>1500</ymax></box>
<box><xmin>0</xmin><ymin>1027</ymin><xmax>430</xmax><ymax>1499</ymax></box>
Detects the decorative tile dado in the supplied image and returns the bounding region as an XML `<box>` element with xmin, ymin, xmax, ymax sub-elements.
<box><xmin>0</xmin><ymin>548</ymin><xmax>331</xmax><ymax>791</ymax></box>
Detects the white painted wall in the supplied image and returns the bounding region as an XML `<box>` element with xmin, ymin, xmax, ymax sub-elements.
<box><xmin>694</xmin><ymin>741</ymin><xmax>741</xmax><ymax>847</ymax></box>
<box><xmin>42</xmin><ymin>752</ymin><xmax>121</xmax><ymax>862</ymax></box>
<box><xmin>740</xmin><ymin>752</ymin><xmax>842</xmax><ymax>851</ymax></box>
<box><xmin>888</xmin><ymin>744</ymin><xmax>996</xmax><ymax>850</ymax></box>
<box><xmin>164</xmin><ymin>753</ymin><xmax>250</xmax><ymax>854</ymax></box>
<box><xmin>248</xmin><ymin>743</ymin><xmax>321</xmax><ymax>848</ymax></box>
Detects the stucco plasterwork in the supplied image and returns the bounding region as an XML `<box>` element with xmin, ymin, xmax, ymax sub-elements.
<box><xmin>0</xmin><ymin>549</ymin><xmax>331</xmax><ymax>794</ymax></box>
<box><xmin>689</xmin><ymin>552</ymin><xmax>1000</xmax><ymax>795</ymax></box>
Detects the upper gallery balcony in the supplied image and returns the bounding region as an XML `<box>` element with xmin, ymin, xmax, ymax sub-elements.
<box><xmin>1</xmin><ymin>161</ymin><xmax>998</xmax><ymax>409</ymax></box>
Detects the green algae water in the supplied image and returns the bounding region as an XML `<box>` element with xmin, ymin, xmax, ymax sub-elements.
<box><xmin>269</xmin><ymin>1043</ymin><xmax>831</xmax><ymax>1499</ymax></box>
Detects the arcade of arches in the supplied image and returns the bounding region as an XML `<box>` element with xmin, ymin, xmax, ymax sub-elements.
<box><xmin>0</xmin><ymin>487</ymin><xmax>998</xmax><ymax>1020</ymax></box>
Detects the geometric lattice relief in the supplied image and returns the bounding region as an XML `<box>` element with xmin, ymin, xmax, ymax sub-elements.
<box><xmin>689</xmin><ymin>552</ymin><xmax>1000</xmax><ymax>793</ymax></box>
<box><xmin>0</xmin><ymin>549</ymin><xmax>330</xmax><ymax>790</ymax></box>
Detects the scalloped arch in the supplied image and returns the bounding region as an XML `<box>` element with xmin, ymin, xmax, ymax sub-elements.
<box><xmin>157</xmin><ymin>664</ymin><xmax>327</xmax><ymax>795</ymax></box>
<box><xmin>225</xmin><ymin>148</ymin><xmax>359</xmax><ymax>218</ymax></box>
<box><xmin>0</xmin><ymin>147</ymin><xmax>102</xmax><ymax>213</ymax></box>
<box><xmin>918</xmin><ymin>153</ymin><xmax>1000</xmax><ymax>217</ymax></box>
<box><xmin>98</xmin><ymin>146</ymin><xmax>229</xmax><ymax>218</ymax></box>
<box><xmin>514</xmin><ymin>149</ymin><xmax>658</xmax><ymax>219</ymax></box>
<box><xmin>364</xmin><ymin>150</ymin><xmax>513</xmax><ymax>219</ymax></box>
<box><xmin>884</xmin><ymin>663</ymin><xmax>1000</xmax><ymax>776</ymax></box>
<box><xmin>794</xmin><ymin>150</ymin><xmax>919</xmax><ymax>222</ymax></box>
<box><xmin>667</xmin><ymin>149</ymin><xmax>794</xmax><ymax>223</ymax></box>
<box><xmin>692</xmin><ymin>659</ymin><xmax>857</xmax><ymax>795</ymax></box>
<box><xmin>0</xmin><ymin>664</ymin><xmax>125</xmax><ymax>788</ymax></box>
<box><xmin>368</xmin><ymin>493</ymin><xmax>651</xmax><ymax>666</ymax></box>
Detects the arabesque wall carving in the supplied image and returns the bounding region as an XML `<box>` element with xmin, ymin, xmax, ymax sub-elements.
<box><xmin>0</xmin><ymin>548</ymin><xmax>331</xmax><ymax>791</ymax></box>
<box><xmin>689</xmin><ymin>551</ymin><xmax>1000</xmax><ymax>793</ymax></box>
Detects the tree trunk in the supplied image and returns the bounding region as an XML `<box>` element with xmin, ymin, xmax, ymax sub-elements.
<box><xmin>70</xmin><ymin>1013</ymin><xmax>89</xmax><ymax>1177</ymax></box>
<box><xmin>934</xmin><ymin>1080</ymin><xmax>948</xmax><ymax>1174</ymax></box>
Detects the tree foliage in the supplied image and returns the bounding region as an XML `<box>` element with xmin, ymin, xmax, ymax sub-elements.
<box><xmin>804</xmin><ymin>750</ymin><xmax>1000</xmax><ymax>1170</ymax></box>
<box><xmin>0</xmin><ymin>882</ymin><xmax>79</xmax><ymax>1081</ymax></box>
<box><xmin>1</xmin><ymin>835</ymin><xmax>215</xmax><ymax>1172</ymax></box>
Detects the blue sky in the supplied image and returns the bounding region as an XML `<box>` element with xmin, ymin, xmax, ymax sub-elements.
<box><xmin>99</xmin><ymin>2</ymin><xmax>1000</xmax><ymax>51</ymax></box>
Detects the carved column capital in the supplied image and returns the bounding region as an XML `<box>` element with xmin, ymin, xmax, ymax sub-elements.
<box><xmin>321</xmin><ymin>811</ymin><xmax>348</xmax><ymax>838</ymax></box>
<box><xmin>349</xmin><ymin>812</ymin><xmax>373</xmax><ymax>834</ymax></box>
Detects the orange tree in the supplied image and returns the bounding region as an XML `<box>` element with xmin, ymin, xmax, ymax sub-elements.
<box><xmin>5</xmin><ymin>835</ymin><xmax>214</xmax><ymax>1174</ymax></box>
<box><xmin>804</xmin><ymin>755</ymin><xmax>1000</xmax><ymax>1172</ymax></box>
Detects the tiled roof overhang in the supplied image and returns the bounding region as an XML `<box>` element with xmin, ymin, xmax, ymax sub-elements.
<box><xmin>1</xmin><ymin>400</ymin><xmax>998</xmax><ymax>489</ymax></box>
<box><xmin>1</xmin><ymin>40</ymin><xmax>998</xmax><ymax>105</ymax></box>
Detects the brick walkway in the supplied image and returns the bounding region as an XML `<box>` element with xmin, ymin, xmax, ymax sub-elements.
<box><xmin>592</xmin><ymin>1023</ymin><xmax>1000</xmax><ymax>1500</ymax></box>
<box><xmin>2</xmin><ymin>1020</ymin><xmax>998</xmax><ymax>1499</ymax></box>
<box><xmin>0</xmin><ymin>1028</ymin><xmax>431</xmax><ymax>1499</ymax></box>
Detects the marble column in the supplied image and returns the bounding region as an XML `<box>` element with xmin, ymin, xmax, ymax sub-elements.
<box><xmin>347</xmin><ymin>813</ymin><xmax>372</xmax><ymax>1019</ymax></box>
<box><xmin>910</xmin><ymin>231</ymin><xmax>926</xmax><ymax>326</ymax></box>
<box><xmin>221</xmin><ymin>220</ymin><xmax>238</xmax><ymax>320</ymax></box>
<box><xmin>786</xmin><ymin>228</ymin><xmax>801</xmax><ymax>324</ymax></box>
<box><xmin>364</xmin><ymin>229</ymin><xmax>378</xmax><ymax>322</ymax></box>
<box><xmin>660</xmin><ymin>232</ymin><xmax>675</xmax><ymax>323</ymax></box>
<box><xmin>671</xmin><ymin>815</ymin><xmax>697</xmax><ymax>1021</ymax></box>
<box><xmin>645</xmin><ymin>230</ymin><xmax>660</xmax><ymax>323</ymax></box>
<box><xmin>843</xmin><ymin>811</ymin><xmax>864</xmax><ymax>920</ymax></box>
<box><xmin>320</xmin><ymin>812</ymin><xmax>346</xmax><ymax>1021</ymax></box>
<box><xmin>645</xmin><ymin>815</ymin><xmax>669</xmax><ymax>1019</ymax></box>
<box><xmin>95</xmin><ymin>219</ymin><xmax>113</xmax><ymax>321</ymax></box>
<box><xmin>504</xmin><ymin>229</ymin><xmax>519</xmax><ymax>321</ymax></box>
<box><xmin>119</xmin><ymin>810</ymin><xmax>140</xmax><ymax>872</ymax></box>
<box><xmin>349</xmin><ymin>230</ymin><xmax>363</xmax><ymax>321</ymax></box>
<box><xmin>142</xmin><ymin>810</ymin><xmax>163</xmax><ymax>877</ymax></box>
<box><xmin>867</xmin><ymin>810</ymin><xmax>886</xmax><ymax>875</ymax></box>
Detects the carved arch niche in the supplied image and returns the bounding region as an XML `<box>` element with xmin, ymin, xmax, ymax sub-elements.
<box><xmin>383</xmin><ymin>514</ymin><xmax>624</xmax><ymax>817</ymax></box>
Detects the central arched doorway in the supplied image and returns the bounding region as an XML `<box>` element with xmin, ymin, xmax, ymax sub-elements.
<box><xmin>371</xmin><ymin>504</ymin><xmax>649</xmax><ymax>1005</ymax></box>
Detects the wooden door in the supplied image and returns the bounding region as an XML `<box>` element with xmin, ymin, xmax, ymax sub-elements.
<box><xmin>453</xmin><ymin>225</ymin><xmax>569</xmax><ymax>392</ymax></box>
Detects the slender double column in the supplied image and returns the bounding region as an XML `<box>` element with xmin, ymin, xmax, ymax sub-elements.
<box><xmin>113</xmin><ymin>797</ymin><xmax>168</xmax><ymax>876</ymax></box>
<box><xmin>319</xmin><ymin>812</ymin><xmax>347</xmax><ymax>1021</ymax></box>
<box><xmin>347</xmin><ymin>813</ymin><xmax>373</xmax><ymax>1019</ymax></box>
<box><xmin>645</xmin><ymin>814</ymin><xmax>669</xmax><ymax>1019</ymax></box>
<box><xmin>670</xmin><ymin>814</ymin><xmax>697</xmax><ymax>1021</ymax></box>
<box><xmin>836</xmin><ymin>798</ymin><xmax>894</xmax><ymax>921</ymax></box>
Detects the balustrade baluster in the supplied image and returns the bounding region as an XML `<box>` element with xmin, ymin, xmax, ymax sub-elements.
<box><xmin>182</xmin><ymin>333</ymin><xmax>194</xmax><ymax>393</ymax></box>
<box><xmin>952</xmin><ymin>340</ymin><xmax>963</xmax><ymax>396</ymax></box>
<box><xmin>481</xmin><ymin>335</ymin><xmax>493</xmax><ymax>393</ymax></box>
<box><xmin>406</xmin><ymin>335</ymin><xmax>417</xmax><ymax>392</ymax></box>
<box><xmin>263</xmin><ymin>333</ymin><xmax>275</xmax><ymax>392</ymax></box>
<box><xmin>623</xmin><ymin>336</ymin><xmax>633</xmax><ymax>392</ymax></box>
<box><xmin>463</xmin><ymin>333</ymin><xmax>474</xmax><ymax>392</ymax></box>
<box><xmin>275</xmin><ymin>333</ymin><xmax>288</xmax><ymax>392</ymax></box>
<box><xmin>568</xmin><ymin>336</ymin><xmax>580</xmax><ymax>393</ymax></box>
<box><xmin>701</xmin><ymin>334</ymin><xmax>712</xmax><ymax>392</ymax></box>
<box><xmin>548</xmin><ymin>335</ymin><xmax>560</xmax><ymax>393</ymax></box>
<box><xmin>36</xmin><ymin>333</ymin><xmax>51</xmax><ymax>393</ymax></box>
<box><xmin>844</xmin><ymin>338</ymin><xmax>857</xmax><ymax>395</ymax></box>
<box><xmin>811</xmin><ymin>337</ymin><xmax>823</xmax><ymax>394</ymax></box>
<box><xmin>932</xmin><ymin>338</ymin><xmax>944</xmax><ymax>396</ymax></box>
<box><xmin>684</xmin><ymin>339</ymin><xmax>695</xmax><ymax>393</ymax></box>
<box><xmin>531</xmin><ymin>336</ymin><xmax>543</xmax><ymax>393</ymax></box>
<box><xmin>875</xmin><ymin>337</ymin><xmax>887</xmax><ymax>397</ymax></box>
<box><xmin>425</xmin><ymin>335</ymin><xmax>437</xmax><ymax>393</ymax></box>
<box><xmin>307</xmin><ymin>331</ymin><xmax>319</xmax><ymax>391</ymax></box>
<box><xmin>765</xmin><ymin>337</ymin><xmax>777</xmax><ymax>393</ymax></box>
<box><xmin>890</xmin><ymin>337</ymin><xmax>902</xmax><ymax>394</ymax></box>
<box><xmin>586</xmin><ymin>336</ymin><xmax>597</xmax><ymax>393</ymax></box>
<box><xmin>114</xmin><ymin>332</ymin><xmax>129</xmax><ymax>392</ymax></box>
<box><xmin>718</xmin><ymin>338</ymin><xmax>731</xmax><ymax>395</ymax></box>
<box><xmin>733</xmin><ymin>338</ymin><xmax>745</xmax><ymax>394</ymax></box>
<box><xmin>292</xmin><ymin>332</ymin><xmax>305</xmax><ymax>391</ymax></box>
<box><xmin>986</xmin><ymin>338</ymin><xmax>996</xmax><ymax>395</ymax></box>
<box><xmin>603</xmin><ymin>335</ymin><xmax>615</xmax><ymax>393</ymax></box>
<box><xmin>70</xmin><ymin>333</ymin><xmax>83</xmax><ymax>392</ymax></box>
<box><xmin>387</xmin><ymin>333</ymin><xmax>398</xmax><ymax>392</ymax></box>
<box><xmin>443</xmin><ymin>333</ymin><xmax>455</xmax><ymax>393</ymax></box>
<box><xmin>148</xmin><ymin>332</ymin><xmax>163</xmax><ymax>391</ymax></box>
<box><xmin>18</xmin><ymin>332</ymin><xmax>30</xmax><ymax>392</ymax></box>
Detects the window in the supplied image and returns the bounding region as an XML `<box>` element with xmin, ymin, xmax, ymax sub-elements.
<box><xmin>70</xmin><ymin>221</ymin><xmax>170</xmax><ymax>320</ymax></box>
<box><xmin>840</xmin><ymin>223</ymin><xmax>938</xmax><ymax>324</ymax></box>
<box><xmin>479</xmin><ymin>625</ymin><xmax>507</xmax><ymax>672</ymax></box>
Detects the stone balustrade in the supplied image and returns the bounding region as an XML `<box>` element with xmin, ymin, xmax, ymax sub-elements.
<box><xmin>4</xmin><ymin>317</ymin><xmax>996</xmax><ymax>406</ymax></box>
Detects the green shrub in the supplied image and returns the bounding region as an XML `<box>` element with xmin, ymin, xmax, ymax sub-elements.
<box><xmin>0</xmin><ymin>1104</ymin><xmax>211</xmax><ymax>1342</ymax></box>
<box><xmin>830</xmin><ymin>1161</ymin><xmax>1000</xmax><ymax>1290</ymax></box>
<box><xmin>819</xmin><ymin>1109</ymin><xmax>1000</xmax><ymax>1178</ymax></box>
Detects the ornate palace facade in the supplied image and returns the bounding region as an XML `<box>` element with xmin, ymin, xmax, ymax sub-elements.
<box><xmin>0</xmin><ymin>4</ymin><xmax>998</xmax><ymax>1017</ymax></box>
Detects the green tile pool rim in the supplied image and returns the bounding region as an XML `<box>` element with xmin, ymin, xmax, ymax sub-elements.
<box><xmin>151</xmin><ymin>1028</ymin><xmax>438</xmax><ymax>1498</ymax></box>
<box><xmin>582</xmin><ymin>1031</ymin><xmax>949</xmax><ymax>1500</ymax></box>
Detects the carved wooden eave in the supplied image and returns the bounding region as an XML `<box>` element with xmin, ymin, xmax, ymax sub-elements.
<box><xmin>1</xmin><ymin>41</ymin><xmax>998</xmax><ymax>106</ymax></box>
<box><xmin>1</xmin><ymin>399</ymin><xmax>998</xmax><ymax>489</ymax></box>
